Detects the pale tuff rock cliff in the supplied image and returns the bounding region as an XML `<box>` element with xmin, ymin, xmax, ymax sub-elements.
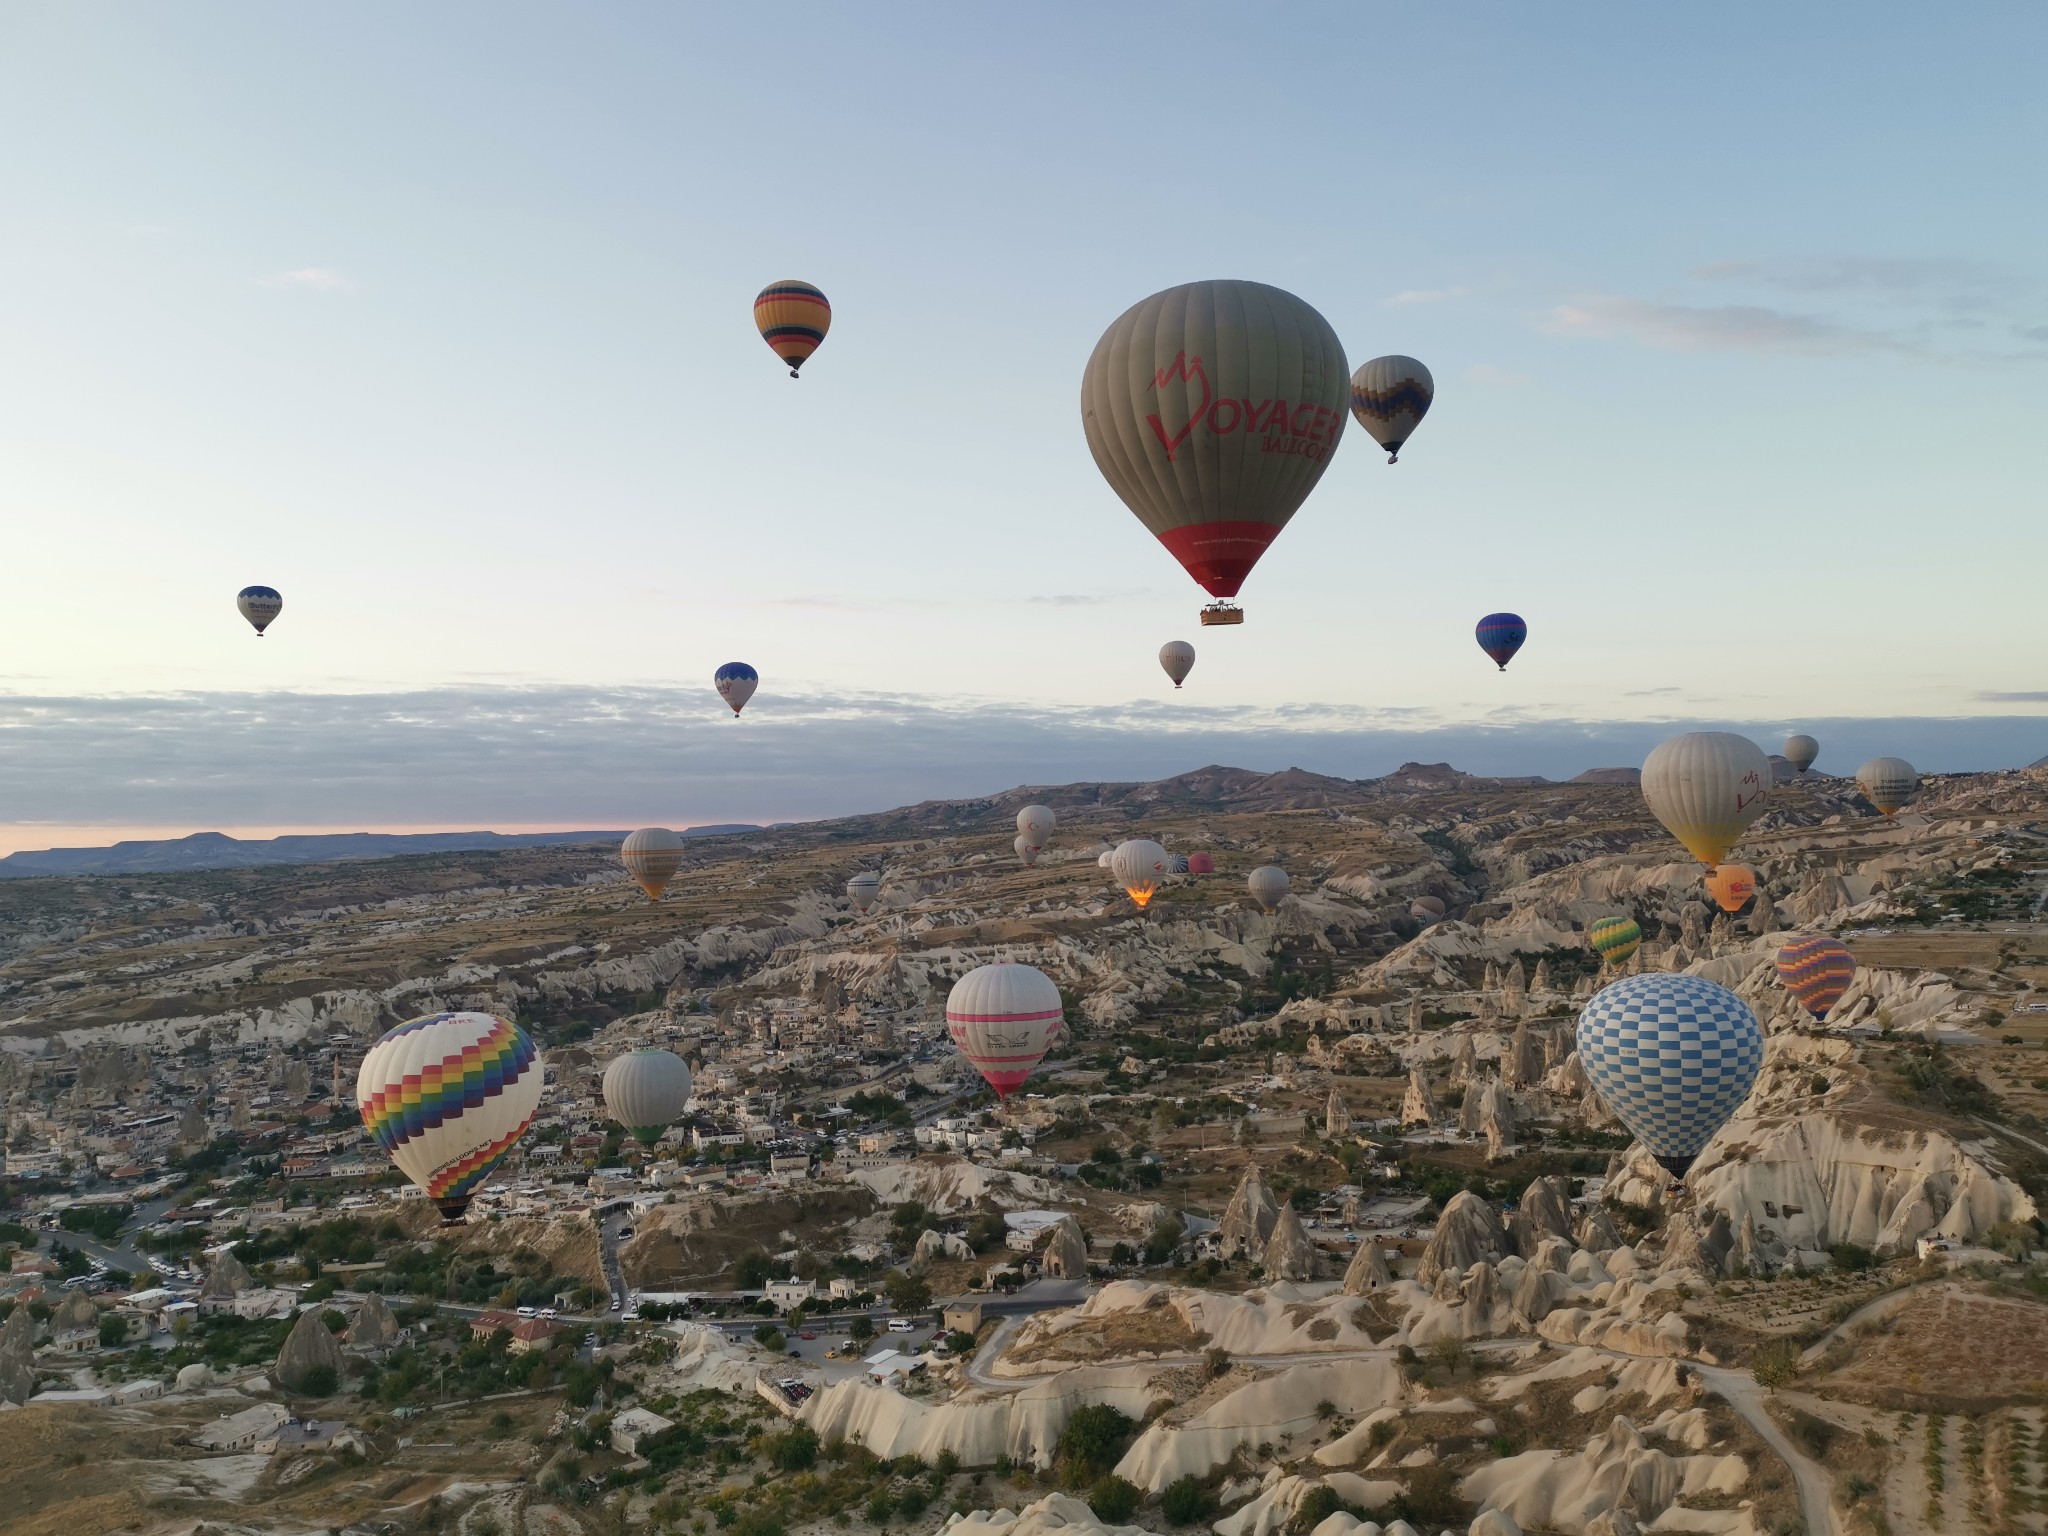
<box><xmin>848</xmin><ymin>1158</ymin><xmax>1061</xmax><ymax>1215</ymax></box>
<box><xmin>1401</xmin><ymin>1067</ymin><xmax>1440</xmax><ymax>1129</ymax></box>
<box><xmin>275</xmin><ymin>1304</ymin><xmax>347</xmax><ymax>1391</ymax></box>
<box><xmin>1508</xmin><ymin>1176</ymin><xmax>1575</xmax><ymax>1253</ymax></box>
<box><xmin>944</xmin><ymin>1493</ymin><xmax>1148</xmax><ymax>1536</ymax></box>
<box><xmin>1261</xmin><ymin>1204</ymin><xmax>1323</xmax><ymax>1281</ymax></box>
<box><xmin>1460</xmin><ymin>1415</ymin><xmax>1750</xmax><ymax>1536</ymax></box>
<box><xmin>1114</xmin><ymin>1357</ymin><xmax>1406</xmax><ymax>1492</ymax></box>
<box><xmin>1450</xmin><ymin>1034</ymin><xmax>1478</xmax><ymax>1086</ymax></box>
<box><xmin>801</xmin><ymin>1364</ymin><xmax>1165</xmax><ymax>1469</ymax></box>
<box><xmin>1214</xmin><ymin>1474</ymin><xmax>1405</xmax><ymax>1536</ymax></box>
<box><xmin>50</xmin><ymin>1286</ymin><xmax>98</xmax><ymax>1333</ymax></box>
<box><xmin>1218</xmin><ymin>1164</ymin><xmax>1281</xmax><ymax>1260</ymax></box>
<box><xmin>1343</xmin><ymin>1237</ymin><xmax>1393</xmax><ymax>1293</ymax></box>
<box><xmin>1417</xmin><ymin>1190</ymin><xmax>1507</xmax><ymax>1283</ymax></box>
<box><xmin>1475</xmin><ymin>1077</ymin><xmax>1518</xmax><ymax>1161</ymax></box>
<box><xmin>995</xmin><ymin>1283</ymin><xmax>1382</xmax><ymax>1375</ymax></box>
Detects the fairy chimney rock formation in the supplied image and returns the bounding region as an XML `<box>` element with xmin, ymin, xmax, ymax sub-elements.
<box><xmin>1514</xmin><ymin>1175</ymin><xmax>1576</xmax><ymax>1249</ymax></box>
<box><xmin>1406</xmin><ymin>997</ymin><xmax>1426</xmax><ymax>1034</ymax></box>
<box><xmin>199</xmin><ymin>1249</ymin><xmax>254</xmax><ymax>1301</ymax></box>
<box><xmin>1324</xmin><ymin>1089</ymin><xmax>1350</xmax><ymax>1139</ymax></box>
<box><xmin>1530</xmin><ymin>959</ymin><xmax>1553</xmax><ymax>995</ymax></box>
<box><xmin>1343</xmin><ymin>1236</ymin><xmax>1393</xmax><ymax>1293</ymax></box>
<box><xmin>1218</xmin><ymin>1163</ymin><xmax>1281</xmax><ymax>1259</ymax></box>
<box><xmin>1475</xmin><ymin>1076</ymin><xmax>1517</xmax><ymax>1158</ymax></box>
<box><xmin>1042</xmin><ymin>1217</ymin><xmax>1089</xmax><ymax>1279</ymax></box>
<box><xmin>275</xmin><ymin>1305</ymin><xmax>348</xmax><ymax>1392</ymax></box>
<box><xmin>1449</xmin><ymin>1033</ymin><xmax>1477</xmax><ymax>1087</ymax></box>
<box><xmin>1577</xmin><ymin>1204</ymin><xmax>1624</xmax><ymax>1252</ymax></box>
<box><xmin>349</xmin><ymin>1291</ymin><xmax>401</xmax><ymax>1352</ymax></box>
<box><xmin>1260</xmin><ymin>1204</ymin><xmax>1321</xmax><ymax>1282</ymax></box>
<box><xmin>51</xmin><ymin>1287</ymin><xmax>98</xmax><ymax>1334</ymax></box>
<box><xmin>1401</xmin><ymin>1067</ymin><xmax>1440</xmax><ymax>1129</ymax></box>
<box><xmin>1483</xmin><ymin>962</ymin><xmax>1501</xmax><ymax>993</ymax></box>
<box><xmin>1416</xmin><ymin>1189</ymin><xmax>1507</xmax><ymax>1283</ymax></box>
<box><xmin>0</xmin><ymin>1301</ymin><xmax>34</xmax><ymax>1406</ymax></box>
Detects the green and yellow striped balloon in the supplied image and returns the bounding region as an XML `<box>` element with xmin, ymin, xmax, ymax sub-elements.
<box><xmin>1589</xmin><ymin>916</ymin><xmax>1643</xmax><ymax>970</ymax></box>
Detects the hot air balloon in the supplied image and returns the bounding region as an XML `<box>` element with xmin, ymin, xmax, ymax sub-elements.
<box><xmin>946</xmin><ymin>962</ymin><xmax>1064</xmax><ymax>1099</ymax></box>
<box><xmin>1081</xmin><ymin>279</ymin><xmax>1348</xmax><ymax>625</ymax></box>
<box><xmin>1588</xmin><ymin>916</ymin><xmax>1642</xmax><ymax>970</ymax></box>
<box><xmin>1096</xmin><ymin>849</ymin><xmax>1114</xmax><ymax>868</ymax></box>
<box><xmin>1783</xmin><ymin>735</ymin><xmax>1819</xmax><ymax>775</ymax></box>
<box><xmin>1576</xmin><ymin>973</ymin><xmax>1764</xmax><ymax>1181</ymax></box>
<box><xmin>603</xmin><ymin>1048</ymin><xmax>693</xmax><ymax>1147</ymax></box>
<box><xmin>1016</xmin><ymin>805</ymin><xmax>1055</xmax><ymax>851</ymax></box>
<box><xmin>846</xmin><ymin>872</ymin><xmax>880</xmax><ymax>912</ymax></box>
<box><xmin>1775</xmin><ymin>935</ymin><xmax>1855</xmax><ymax>1021</ymax></box>
<box><xmin>1705</xmin><ymin>864</ymin><xmax>1757</xmax><ymax>914</ymax></box>
<box><xmin>1112</xmin><ymin>839</ymin><xmax>1171</xmax><ymax>908</ymax></box>
<box><xmin>1475</xmin><ymin>613</ymin><xmax>1527</xmax><ymax>671</ymax></box>
<box><xmin>1409</xmin><ymin>895</ymin><xmax>1446</xmax><ymax>925</ymax></box>
<box><xmin>1187</xmin><ymin>853</ymin><xmax>1215</xmax><ymax>875</ymax></box>
<box><xmin>1015</xmin><ymin>835</ymin><xmax>1040</xmax><ymax>868</ymax></box>
<box><xmin>1169</xmin><ymin>854</ymin><xmax>1190</xmax><ymax>874</ymax></box>
<box><xmin>1159</xmin><ymin>641</ymin><xmax>1196</xmax><ymax>689</ymax></box>
<box><xmin>754</xmin><ymin>280</ymin><xmax>830</xmax><ymax>377</ymax></box>
<box><xmin>1248</xmin><ymin>865</ymin><xmax>1290</xmax><ymax>912</ymax></box>
<box><xmin>238</xmin><ymin>585</ymin><xmax>283</xmax><ymax>637</ymax></box>
<box><xmin>1857</xmin><ymin>757</ymin><xmax>1918</xmax><ymax>818</ymax></box>
<box><xmin>1349</xmin><ymin>355</ymin><xmax>1434</xmax><ymax>463</ymax></box>
<box><xmin>714</xmin><ymin>662</ymin><xmax>758</xmax><ymax>717</ymax></box>
<box><xmin>356</xmin><ymin>1011</ymin><xmax>543</xmax><ymax>1222</ymax></box>
<box><xmin>1641</xmin><ymin>732</ymin><xmax>1771</xmax><ymax>866</ymax></box>
<box><xmin>620</xmin><ymin>827</ymin><xmax>686</xmax><ymax>902</ymax></box>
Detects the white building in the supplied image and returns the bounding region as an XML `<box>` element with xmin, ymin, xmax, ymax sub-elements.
<box><xmin>611</xmin><ymin>1407</ymin><xmax>676</xmax><ymax>1456</ymax></box>
<box><xmin>192</xmin><ymin>1402</ymin><xmax>292</xmax><ymax>1451</ymax></box>
<box><xmin>765</xmin><ymin>1276</ymin><xmax>817</xmax><ymax>1312</ymax></box>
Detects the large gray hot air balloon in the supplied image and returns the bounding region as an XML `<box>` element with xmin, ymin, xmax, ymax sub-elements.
<box><xmin>1016</xmin><ymin>805</ymin><xmax>1055</xmax><ymax>852</ymax></box>
<box><xmin>1348</xmin><ymin>355</ymin><xmax>1434</xmax><ymax>463</ymax></box>
<box><xmin>1082</xmin><ymin>280</ymin><xmax>1349</xmax><ymax>625</ymax></box>
<box><xmin>1782</xmin><ymin>734</ymin><xmax>1819</xmax><ymax>775</ymax></box>
<box><xmin>621</xmin><ymin>827</ymin><xmax>687</xmax><ymax>902</ymax></box>
<box><xmin>1641</xmin><ymin>732</ymin><xmax>1771</xmax><ymax>867</ymax></box>
<box><xmin>603</xmin><ymin>1048</ymin><xmax>693</xmax><ymax>1147</ymax></box>
<box><xmin>846</xmin><ymin>872</ymin><xmax>881</xmax><ymax>912</ymax></box>
<box><xmin>1248</xmin><ymin>865</ymin><xmax>1290</xmax><ymax>912</ymax></box>
<box><xmin>1856</xmin><ymin>757</ymin><xmax>1918</xmax><ymax>819</ymax></box>
<box><xmin>1159</xmin><ymin>640</ymin><xmax>1196</xmax><ymax>688</ymax></box>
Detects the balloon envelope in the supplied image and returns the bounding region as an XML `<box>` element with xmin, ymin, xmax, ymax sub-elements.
<box><xmin>754</xmin><ymin>279</ymin><xmax>830</xmax><ymax>376</ymax></box>
<box><xmin>1576</xmin><ymin>973</ymin><xmax>1764</xmax><ymax>1179</ymax></box>
<box><xmin>1186</xmin><ymin>852</ymin><xmax>1215</xmax><ymax>875</ymax></box>
<box><xmin>1111</xmin><ymin>839</ymin><xmax>1171</xmax><ymax>908</ymax></box>
<box><xmin>1349</xmin><ymin>355</ymin><xmax>1434</xmax><ymax>462</ymax></box>
<box><xmin>1015</xmin><ymin>835</ymin><xmax>1040</xmax><ymax>868</ymax></box>
<box><xmin>1016</xmin><ymin>805</ymin><xmax>1055</xmax><ymax>849</ymax></box>
<box><xmin>846</xmin><ymin>872</ymin><xmax>881</xmax><ymax>912</ymax></box>
<box><xmin>1159</xmin><ymin>641</ymin><xmax>1196</xmax><ymax>688</ymax></box>
<box><xmin>1169</xmin><ymin>854</ymin><xmax>1190</xmax><ymax>874</ymax></box>
<box><xmin>1705</xmin><ymin>864</ymin><xmax>1757</xmax><ymax>914</ymax></box>
<box><xmin>357</xmin><ymin>1011</ymin><xmax>543</xmax><ymax>1221</ymax></box>
<box><xmin>1248</xmin><ymin>865</ymin><xmax>1290</xmax><ymax>912</ymax></box>
<box><xmin>1096</xmin><ymin>850</ymin><xmax>1114</xmax><ymax>868</ymax></box>
<box><xmin>1475</xmin><ymin>612</ymin><xmax>1528</xmax><ymax>671</ymax></box>
<box><xmin>1776</xmin><ymin>935</ymin><xmax>1856</xmax><ymax>1020</ymax></box>
<box><xmin>1783</xmin><ymin>735</ymin><xmax>1819</xmax><ymax>775</ymax></box>
<box><xmin>1588</xmin><ymin>916</ymin><xmax>1643</xmax><ymax>970</ymax></box>
<box><xmin>238</xmin><ymin>585</ymin><xmax>282</xmax><ymax>636</ymax></box>
<box><xmin>1856</xmin><ymin>757</ymin><xmax>1918</xmax><ymax>817</ymax></box>
<box><xmin>715</xmin><ymin>662</ymin><xmax>758</xmax><ymax>716</ymax></box>
<box><xmin>603</xmin><ymin>1048</ymin><xmax>693</xmax><ymax>1146</ymax></box>
<box><xmin>1641</xmin><ymin>732</ymin><xmax>1772</xmax><ymax>866</ymax></box>
<box><xmin>1081</xmin><ymin>279</ymin><xmax>1348</xmax><ymax>606</ymax></box>
<box><xmin>620</xmin><ymin>827</ymin><xmax>686</xmax><ymax>901</ymax></box>
<box><xmin>946</xmin><ymin>962</ymin><xmax>1064</xmax><ymax>1099</ymax></box>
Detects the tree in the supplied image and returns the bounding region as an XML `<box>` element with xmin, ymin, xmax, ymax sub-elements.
<box><xmin>885</xmin><ymin>1272</ymin><xmax>931</xmax><ymax>1315</ymax></box>
<box><xmin>295</xmin><ymin>1363</ymin><xmax>339</xmax><ymax>1398</ymax></box>
<box><xmin>1058</xmin><ymin>1404</ymin><xmax>1135</xmax><ymax>1486</ymax></box>
<box><xmin>771</xmin><ymin>1424</ymin><xmax>820</xmax><ymax>1471</ymax></box>
<box><xmin>849</xmin><ymin>1314</ymin><xmax>876</xmax><ymax>1344</ymax></box>
<box><xmin>98</xmin><ymin>1313</ymin><xmax>129</xmax><ymax>1349</ymax></box>
<box><xmin>1752</xmin><ymin>1339</ymin><xmax>1799</xmax><ymax>1394</ymax></box>
<box><xmin>1161</xmin><ymin>1477</ymin><xmax>1216</xmax><ymax>1526</ymax></box>
<box><xmin>1088</xmin><ymin>1477</ymin><xmax>1141</xmax><ymax>1522</ymax></box>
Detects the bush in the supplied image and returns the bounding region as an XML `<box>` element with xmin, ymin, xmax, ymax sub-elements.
<box><xmin>1059</xmin><ymin>1404</ymin><xmax>1136</xmax><ymax>1486</ymax></box>
<box><xmin>1088</xmin><ymin>1477</ymin><xmax>1141</xmax><ymax>1523</ymax></box>
<box><xmin>1161</xmin><ymin>1476</ymin><xmax>1216</xmax><ymax>1526</ymax></box>
<box><xmin>1752</xmin><ymin>1339</ymin><xmax>1799</xmax><ymax>1393</ymax></box>
<box><xmin>1395</xmin><ymin>1465</ymin><xmax>1464</xmax><ymax>1526</ymax></box>
<box><xmin>771</xmin><ymin>1423</ymin><xmax>820</xmax><ymax>1472</ymax></box>
<box><xmin>896</xmin><ymin>1488</ymin><xmax>930</xmax><ymax>1520</ymax></box>
<box><xmin>866</xmin><ymin>1492</ymin><xmax>895</xmax><ymax>1524</ymax></box>
<box><xmin>294</xmin><ymin>1363</ymin><xmax>339</xmax><ymax>1397</ymax></box>
<box><xmin>1828</xmin><ymin>1243</ymin><xmax>1877</xmax><ymax>1273</ymax></box>
<box><xmin>98</xmin><ymin>1314</ymin><xmax>129</xmax><ymax>1348</ymax></box>
<box><xmin>1204</xmin><ymin>1347</ymin><xmax>1231</xmax><ymax>1380</ymax></box>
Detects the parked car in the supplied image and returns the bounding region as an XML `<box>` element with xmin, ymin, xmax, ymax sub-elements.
<box><xmin>799</xmin><ymin>1329</ymin><xmax>817</xmax><ymax>1340</ymax></box>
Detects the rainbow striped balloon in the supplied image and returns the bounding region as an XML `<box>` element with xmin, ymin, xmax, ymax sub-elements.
<box><xmin>1775</xmin><ymin>935</ymin><xmax>1856</xmax><ymax>1021</ymax></box>
<box><xmin>1589</xmin><ymin>915</ymin><xmax>1642</xmax><ymax>969</ymax></box>
<box><xmin>754</xmin><ymin>279</ymin><xmax>831</xmax><ymax>377</ymax></box>
<box><xmin>357</xmin><ymin>1011</ymin><xmax>543</xmax><ymax>1221</ymax></box>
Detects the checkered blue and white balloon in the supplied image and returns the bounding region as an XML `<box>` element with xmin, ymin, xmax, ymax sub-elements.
<box><xmin>1577</xmin><ymin>972</ymin><xmax>1764</xmax><ymax>1179</ymax></box>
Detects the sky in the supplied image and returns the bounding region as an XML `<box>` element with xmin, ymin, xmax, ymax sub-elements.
<box><xmin>2</xmin><ymin>5</ymin><xmax>2045</xmax><ymax>852</ymax></box>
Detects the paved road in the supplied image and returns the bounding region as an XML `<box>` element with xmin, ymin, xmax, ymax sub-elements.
<box><xmin>1695</xmin><ymin>1363</ymin><xmax>1839</xmax><ymax>1536</ymax></box>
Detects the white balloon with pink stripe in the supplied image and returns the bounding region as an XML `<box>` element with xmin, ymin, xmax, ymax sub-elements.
<box><xmin>945</xmin><ymin>962</ymin><xmax>1064</xmax><ymax>1101</ymax></box>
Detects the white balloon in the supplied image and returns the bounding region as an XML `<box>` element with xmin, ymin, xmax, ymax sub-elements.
<box><xmin>603</xmin><ymin>1048</ymin><xmax>693</xmax><ymax>1145</ymax></box>
<box><xmin>1856</xmin><ymin>757</ymin><xmax>1918</xmax><ymax>817</ymax></box>
<box><xmin>1014</xmin><ymin>834</ymin><xmax>1040</xmax><ymax>868</ymax></box>
<box><xmin>1782</xmin><ymin>734</ymin><xmax>1819</xmax><ymax>775</ymax></box>
<box><xmin>846</xmin><ymin>872</ymin><xmax>881</xmax><ymax>912</ymax></box>
<box><xmin>1111</xmin><ymin>838</ymin><xmax>1171</xmax><ymax>908</ymax></box>
<box><xmin>1247</xmin><ymin>865</ymin><xmax>1290</xmax><ymax>912</ymax></box>
<box><xmin>1641</xmin><ymin>731</ymin><xmax>1772</xmax><ymax>866</ymax></box>
<box><xmin>946</xmin><ymin>962</ymin><xmax>1064</xmax><ymax>1099</ymax></box>
<box><xmin>1158</xmin><ymin>641</ymin><xmax>1196</xmax><ymax>688</ymax></box>
<box><xmin>1015</xmin><ymin>805</ymin><xmax>1055</xmax><ymax>851</ymax></box>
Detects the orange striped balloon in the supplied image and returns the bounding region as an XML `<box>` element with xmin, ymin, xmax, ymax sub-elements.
<box><xmin>754</xmin><ymin>279</ymin><xmax>831</xmax><ymax>377</ymax></box>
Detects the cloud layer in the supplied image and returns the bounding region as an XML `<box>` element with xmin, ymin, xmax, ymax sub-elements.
<box><xmin>2</xmin><ymin>686</ymin><xmax>2042</xmax><ymax>838</ymax></box>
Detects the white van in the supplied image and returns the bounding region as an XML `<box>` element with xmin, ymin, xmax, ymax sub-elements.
<box><xmin>887</xmin><ymin>1318</ymin><xmax>916</xmax><ymax>1333</ymax></box>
